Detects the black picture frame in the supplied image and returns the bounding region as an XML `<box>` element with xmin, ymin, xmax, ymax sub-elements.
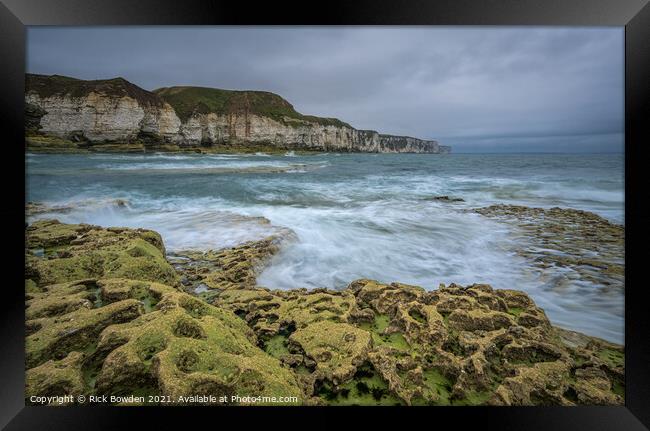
<box><xmin>1</xmin><ymin>0</ymin><xmax>648</xmax><ymax>429</ymax></box>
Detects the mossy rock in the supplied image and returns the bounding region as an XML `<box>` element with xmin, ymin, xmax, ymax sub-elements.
<box><xmin>25</xmin><ymin>277</ymin><xmax>302</xmax><ymax>404</ymax></box>
<box><xmin>26</xmin><ymin>279</ymin><xmax>100</xmax><ymax>320</ymax></box>
<box><xmin>26</xmin><ymin>298</ymin><xmax>143</xmax><ymax>369</ymax></box>
<box><xmin>447</xmin><ymin>309</ymin><xmax>515</xmax><ymax>332</ymax></box>
<box><xmin>171</xmin><ymin>229</ymin><xmax>293</xmax><ymax>292</ymax></box>
<box><xmin>290</xmin><ymin>321</ymin><xmax>371</xmax><ymax>385</ymax></box>
<box><xmin>26</xmin><ymin>134</ymin><xmax>83</xmax><ymax>152</ymax></box>
<box><xmin>24</xmin><ymin>221</ymin><xmax>625</xmax><ymax>406</ymax></box>
<box><xmin>94</xmin><ymin>290</ymin><xmax>302</xmax><ymax>403</ymax></box>
<box><xmin>26</xmin><ymin>351</ymin><xmax>86</xmax><ymax>405</ymax></box>
<box><xmin>26</xmin><ymin>220</ymin><xmax>178</xmax><ymax>287</ymax></box>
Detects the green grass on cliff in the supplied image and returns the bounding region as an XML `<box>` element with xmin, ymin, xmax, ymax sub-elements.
<box><xmin>25</xmin><ymin>73</ymin><xmax>352</xmax><ymax>129</ymax></box>
<box><xmin>154</xmin><ymin>86</ymin><xmax>351</xmax><ymax>128</ymax></box>
<box><xmin>26</xmin><ymin>74</ymin><xmax>165</xmax><ymax>107</ymax></box>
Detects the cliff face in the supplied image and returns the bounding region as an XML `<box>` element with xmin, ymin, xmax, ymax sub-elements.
<box><xmin>173</xmin><ymin>111</ymin><xmax>446</xmax><ymax>153</ymax></box>
<box><xmin>25</xmin><ymin>74</ymin><xmax>450</xmax><ymax>153</ymax></box>
<box><xmin>25</xmin><ymin>75</ymin><xmax>181</xmax><ymax>143</ymax></box>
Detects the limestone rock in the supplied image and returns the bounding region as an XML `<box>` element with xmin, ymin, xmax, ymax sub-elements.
<box><xmin>26</xmin><ymin>351</ymin><xmax>86</xmax><ymax>404</ymax></box>
<box><xmin>24</xmin><ymin>220</ymin><xmax>303</xmax><ymax>405</ymax></box>
<box><xmin>26</xmin><ymin>219</ymin><xmax>177</xmax><ymax>287</ymax></box>
<box><xmin>24</xmin><ymin>220</ymin><xmax>623</xmax><ymax>406</ymax></box>
<box><xmin>474</xmin><ymin>205</ymin><xmax>624</xmax><ymax>289</ymax></box>
<box><xmin>25</xmin><ymin>73</ymin><xmax>450</xmax><ymax>154</ymax></box>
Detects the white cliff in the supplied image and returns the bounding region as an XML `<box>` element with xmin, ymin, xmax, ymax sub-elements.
<box><xmin>26</xmin><ymin>92</ymin><xmax>181</xmax><ymax>142</ymax></box>
<box><xmin>25</xmin><ymin>74</ymin><xmax>450</xmax><ymax>154</ymax></box>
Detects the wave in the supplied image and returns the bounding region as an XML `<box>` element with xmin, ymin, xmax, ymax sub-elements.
<box><xmin>25</xmin><ymin>152</ymin><xmax>624</xmax><ymax>342</ymax></box>
<box><xmin>88</xmin><ymin>152</ymin><xmax>243</xmax><ymax>161</ymax></box>
<box><xmin>96</xmin><ymin>161</ymin><xmax>328</xmax><ymax>173</ymax></box>
<box><xmin>256</xmin><ymin>202</ymin><xmax>526</xmax><ymax>289</ymax></box>
<box><xmin>28</xmin><ymin>195</ymin><xmax>284</xmax><ymax>251</ymax></box>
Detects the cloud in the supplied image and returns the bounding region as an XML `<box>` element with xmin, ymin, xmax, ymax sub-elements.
<box><xmin>27</xmin><ymin>26</ymin><xmax>624</xmax><ymax>152</ymax></box>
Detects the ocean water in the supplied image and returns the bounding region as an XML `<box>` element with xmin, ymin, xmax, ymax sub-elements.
<box><xmin>26</xmin><ymin>152</ymin><xmax>624</xmax><ymax>343</ymax></box>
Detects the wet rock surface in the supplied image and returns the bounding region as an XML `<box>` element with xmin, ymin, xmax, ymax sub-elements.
<box><xmin>26</xmin><ymin>202</ymin><xmax>75</xmax><ymax>216</ymax></box>
<box><xmin>25</xmin><ymin>220</ymin><xmax>301</xmax><ymax>405</ymax></box>
<box><xmin>26</xmin><ymin>200</ymin><xmax>130</xmax><ymax>217</ymax></box>
<box><xmin>425</xmin><ymin>195</ymin><xmax>465</xmax><ymax>202</ymax></box>
<box><xmin>24</xmin><ymin>218</ymin><xmax>624</xmax><ymax>406</ymax></box>
<box><xmin>168</xmin><ymin>225</ymin><xmax>296</xmax><ymax>296</ymax></box>
<box><xmin>474</xmin><ymin>205</ymin><xmax>624</xmax><ymax>291</ymax></box>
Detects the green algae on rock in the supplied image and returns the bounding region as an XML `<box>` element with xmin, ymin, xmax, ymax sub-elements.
<box><xmin>26</xmin><ymin>351</ymin><xmax>87</xmax><ymax>404</ymax></box>
<box><xmin>26</xmin><ymin>219</ymin><xmax>177</xmax><ymax>287</ymax></box>
<box><xmin>169</xmin><ymin>226</ymin><xmax>296</xmax><ymax>292</ymax></box>
<box><xmin>25</xmin><ymin>221</ymin><xmax>302</xmax><ymax>405</ymax></box>
<box><xmin>24</xmin><ymin>220</ymin><xmax>624</xmax><ymax>406</ymax></box>
<box><xmin>205</xmin><ymin>265</ymin><xmax>625</xmax><ymax>406</ymax></box>
<box><xmin>94</xmin><ymin>285</ymin><xmax>302</xmax><ymax>404</ymax></box>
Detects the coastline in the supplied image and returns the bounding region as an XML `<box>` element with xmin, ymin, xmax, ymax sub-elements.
<box><xmin>24</xmin><ymin>203</ymin><xmax>625</xmax><ymax>406</ymax></box>
<box><xmin>20</xmin><ymin>26</ymin><xmax>627</xmax><ymax>410</ymax></box>
<box><xmin>25</xmin><ymin>73</ymin><xmax>450</xmax><ymax>155</ymax></box>
<box><xmin>26</xmin><ymin>134</ymin><xmax>326</xmax><ymax>155</ymax></box>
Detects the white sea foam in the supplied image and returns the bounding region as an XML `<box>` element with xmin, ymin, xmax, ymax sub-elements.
<box><xmin>94</xmin><ymin>160</ymin><xmax>329</xmax><ymax>174</ymax></box>
<box><xmin>26</xmin><ymin>152</ymin><xmax>625</xmax><ymax>342</ymax></box>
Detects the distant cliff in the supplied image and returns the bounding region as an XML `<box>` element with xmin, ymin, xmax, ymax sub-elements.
<box><xmin>25</xmin><ymin>74</ymin><xmax>451</xmax><ymax>154</ymax></box>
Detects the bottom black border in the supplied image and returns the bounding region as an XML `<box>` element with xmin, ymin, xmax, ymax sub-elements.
<box><xmin>4</xmin><ymin>406</ymin><xmax>650</xmax><ymax>430</ymax></box>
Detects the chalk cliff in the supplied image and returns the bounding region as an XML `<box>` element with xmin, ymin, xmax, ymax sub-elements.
<box><xmin>25</xmin><ymin>74</ymin><xmax>450</xmax><ymax>154</ymax></box>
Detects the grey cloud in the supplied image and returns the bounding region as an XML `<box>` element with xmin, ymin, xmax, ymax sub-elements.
<box><xmin>27</xmin><ymin>26</ymin><xmax>623</xmax><ymax>152</ymax></box>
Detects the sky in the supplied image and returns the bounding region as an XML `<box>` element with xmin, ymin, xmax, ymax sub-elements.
<box><xmin>27</xmin><ymin>27</ymin><xmax>624</xmax><ymax>153</ymax></box>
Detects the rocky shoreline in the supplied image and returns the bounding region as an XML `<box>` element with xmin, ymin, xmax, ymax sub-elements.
<box><xmin>473</xmin><ymin>205</ymin><xmax>624</xmax><ymax>291</ymax></box>
<box><xmin>24</xmin><ymin>205</ymin><xmax>625</xmax><ymax>406</ymax></box>
<box><xmin>25</xmin><ymin>135</ymin><xmax>322</xmax><ymax>155</ymax></box>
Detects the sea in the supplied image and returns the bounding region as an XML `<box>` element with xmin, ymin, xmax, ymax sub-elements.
<box><xmin>26</xmin><ymin>152</ymin><xmax>624</xmax><ymax>343</ymax></box>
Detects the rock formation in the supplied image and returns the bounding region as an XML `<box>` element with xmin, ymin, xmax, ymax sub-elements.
<box><xmin>25</xmin><ymin>218</ymin><xmax>623</xmax><ymax>406</ymax></box>
<box><xmin>25</xmin><ymin>74</ymin><xmax>451</xmax><ymax>154</ymax></box>
<box><xmin>473</xmin><ymin>205</ymin><xmax>624</xmax><ymax>290</ymax></box>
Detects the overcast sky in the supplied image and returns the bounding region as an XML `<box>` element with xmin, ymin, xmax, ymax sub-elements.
<box><xmin>27</xmin><ymin>27</ymin><xmax>623</xmax><ymax>153</ymax></box>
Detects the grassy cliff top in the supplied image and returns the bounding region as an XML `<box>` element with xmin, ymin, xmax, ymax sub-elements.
<box><xmin>154</xmin><ymin>85</ymin><xmax>351</xmax><ymax>127</ymax></box>
<box><xmin>26</xmin><ymin>74</ymin><xmax>165</xmax><ymax>108</ymax></box>
<box><xmin>25</xmin><ymin>73</ymin><xmax>352</xmax><ymax>128</ymax></box>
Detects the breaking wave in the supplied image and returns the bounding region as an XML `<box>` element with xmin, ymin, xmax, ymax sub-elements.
<box><xmin>26</xmin><ymin>152</ymin><xmax>624</xmax><ymax>342</ymax></box>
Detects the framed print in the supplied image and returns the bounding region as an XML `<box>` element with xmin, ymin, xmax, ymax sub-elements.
<box><xmin>1</xmin><ymin>0</ymin><xmax>648</xmax><ymax>429</ymax></box>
